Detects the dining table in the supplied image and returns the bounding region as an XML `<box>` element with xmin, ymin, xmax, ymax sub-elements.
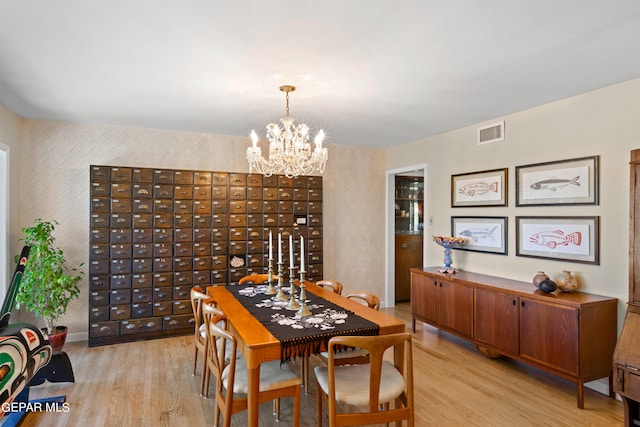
<box><xmin>206</xmin><ymin>282</ymin><xmax>406</xmax><ymax>427</ymax></box>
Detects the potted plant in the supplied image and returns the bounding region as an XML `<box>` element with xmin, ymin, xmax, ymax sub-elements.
<box><xmin>15</xmin><ymin>218</ymin><xmax>83</xmax><ymax>350</ymax></box>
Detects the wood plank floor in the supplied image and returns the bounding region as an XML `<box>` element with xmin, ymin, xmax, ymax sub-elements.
<box><xmin>20</xmin><ymin>303</ymin><xmax>623</xmax><ymax>426</ymax></box>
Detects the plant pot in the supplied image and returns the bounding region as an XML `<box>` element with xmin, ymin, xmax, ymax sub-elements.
<box><xmin>46</xmin><ymin>326</ymin><xmax>68</xmax><ymax>351</ymax></box>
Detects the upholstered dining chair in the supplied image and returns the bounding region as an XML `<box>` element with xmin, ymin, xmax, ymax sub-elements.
<box><xmin>238</xmin><ymin>273</ymin><xmax>269</xmax><ymax>285</ymax></box>
<box><xmin>202</xmin><ymin>300</ymin><xmax>301</xmax><ymax>427</ymax></box>
<box><xmin>316</xmin><ymin>280</ymin><xmax>343</xmax><ymax>295</ymax></box>
<box><xmin>189</xmin><ymin>286</ymin><xmax>210</xmax><ymax>395</ymax></box>
<box><xmin>314</xmin><ymin>333</ymin><xmax>414</xmax><ymax>427</ymax></box>
<box><xmin>316</xmin><ymin>292</ymin><xmax>381</xmax><ymax>368</ymax></box>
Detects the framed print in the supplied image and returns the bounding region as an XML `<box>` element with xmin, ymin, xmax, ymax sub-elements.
<box><xmin>515</xmin><ymin>155</ymin><xmax>599</xmax><ymax>206</ymax></box>
<box><xmin>451</xmin><ymin>216</ymin><xmax>507</xmax><ymax>255</ymax></box>
<box><xmin>516</xmin><ymin>216</ymin><xmax>599</xmax><ymax>265</ymax></box>
<box><xmin>451</xmin><ymin>168</ymin><xmax>508</xmax><ymax>207</ymax></box>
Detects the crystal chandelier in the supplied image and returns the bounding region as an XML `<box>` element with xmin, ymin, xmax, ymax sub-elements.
<box><xmin>247</xmin><ymin>85</ymin><xmax>328</xmax><ymax>178</ymax></box>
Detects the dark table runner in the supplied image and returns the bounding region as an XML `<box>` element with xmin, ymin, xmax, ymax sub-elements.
<box><xmin>226</xmin><ymin>284</ymin><xmax>380</xmax><ymax>362</ymax></box>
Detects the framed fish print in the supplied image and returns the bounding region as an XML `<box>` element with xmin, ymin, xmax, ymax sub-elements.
<box><xmin>516</xmin><ymin>216</ymin><xmax>599</xmax><ymax>265</ymax></box>
<box><xmin>451</xmin><ymin>216</ymin><xmax>508</xmax><ymax>255</ymax></box>
<box><xmin>515</xmin><ymin>155</ymin><xmax>599</xmax><ymax>206</ymax></box>
<box><xmin>451</xmin><ymin>168</ymin><xmax>508</xmax><ymax>207</ymax></box>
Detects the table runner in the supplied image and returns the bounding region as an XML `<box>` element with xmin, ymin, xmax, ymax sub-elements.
<box><xmin>226</xmin><ymin>285</ymin><xmax>380</xmax><ymax>362</ymax></box>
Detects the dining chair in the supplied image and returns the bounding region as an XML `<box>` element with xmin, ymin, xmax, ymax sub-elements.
<box><xmin>314</xmin><ymin>333</ymin><xmax>414</xmax><ymax>427</ymax></box>
<box><xmin>345</xmin><ymin>292</ymin><xmax>380</xmax><ymax>310</ymax></box>
<box><xmin>316</xmin><ymin>280</ymin><xmax>343</xmax><ymax>295</ymax></box>
<box><xmin>317</xmin><ymin>292</ymin><xmax>381</xmax><ymax>367</ymax></box>
<box><xmin>189</xmin><ymin>286</ymin><xmax>209</xmax><ymax>395</ymax></box>
<box><xmin>202</xmin><ymin>300</ymin><xmax>301</xmax><ymax>427</ymax></box>
<box><xmin>238</xmin><ymin>273</ymin><xmax>269</xmax><ymax>285</ymax></box>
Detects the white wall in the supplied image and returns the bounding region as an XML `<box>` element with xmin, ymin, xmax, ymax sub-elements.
<box><xmin>388</xmin><ymin>77</ymin><xmax>640</xmax><ymax>330</ymax></box>
<box><xmin>0</xmin><ymin>105</ymin><xmax>20</xmax><ymax>296</ymax></box>
<box><xmin>16</xmin><ymin>121</ymin><xmax>386</xmax><ymax>337</ymax></box>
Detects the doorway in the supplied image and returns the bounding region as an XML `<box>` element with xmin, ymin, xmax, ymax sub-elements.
<box><xmin>385</xmin><ymin>165</ymin><xmax>427</xmax><ymax>305</ymax></box>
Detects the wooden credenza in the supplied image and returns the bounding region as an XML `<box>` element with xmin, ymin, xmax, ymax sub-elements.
<box><xmin>411</xmin><ymin>267</ymin><xmax>617</xmax><ymax>408</ymax></box>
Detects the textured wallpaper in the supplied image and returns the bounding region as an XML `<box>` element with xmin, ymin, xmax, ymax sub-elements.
<box><xmin>17</xmin><ymin>120</ymin><xmax>386</xmax><ymax>339</ymax></box>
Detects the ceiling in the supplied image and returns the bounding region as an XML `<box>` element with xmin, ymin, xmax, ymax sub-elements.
<box><xmin>2</xmin><ymin>1</ymin><xmax>640</xmax><ymax>148</ymax></box>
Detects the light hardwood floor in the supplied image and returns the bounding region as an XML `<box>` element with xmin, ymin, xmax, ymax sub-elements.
<box><xmin>21</xmin><ymin>303</ymin><xmax>623</xmax><ymax>426</ymax></box>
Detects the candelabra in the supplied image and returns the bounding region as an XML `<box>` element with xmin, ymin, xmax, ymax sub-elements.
<box><xmin>296</xmin><ymin>269</ymin><xmax>311</xmax><ymax>317</ymax></box>
<box><xmin>286</xmin><ymin>265</ymin><xmax>300</xmax><ymax>310</ymax></box>
<box><xmin>274</xmin><ymin>261</ymin><xmax>287</xmax><ymax>301</ymax></box>
<box><xmin>265</xmin><ymin>258</ymin><xmax>276</xmax><ymax>295</ymax></box>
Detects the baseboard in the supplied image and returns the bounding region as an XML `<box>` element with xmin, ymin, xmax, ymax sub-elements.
<box><xmin>67</xmin><ymin>331</ymin><xmax>88</xmax><ymax>343</ymax></box>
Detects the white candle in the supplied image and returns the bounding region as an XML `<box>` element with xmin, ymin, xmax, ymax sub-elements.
<box><xmin>289</xmin><ymin>234</ymin><xmax>294</xmax><ymax>267</ymax></box>
<box><xmin>300</xmin><ymin>235</ymin><xmax>305</xmax><ymax>271</ymax></box>
<box><xmin>278</xmin><ymin>233</ymin><xmax>282</xmax><ymax>263</ymax></box>
<box><xmin>268</xmin><ymin>230</ymin><xmax>273</xmax><ymax>260</ymax></box>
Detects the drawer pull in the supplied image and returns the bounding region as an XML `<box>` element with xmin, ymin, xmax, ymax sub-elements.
<box><xmin>126</xmin><ymin>324</ymin><xmax>136</xmax><ymax>330</ymax></box>
<box><xmin>401</xmin><ymin>243</ymin><xmax>408</xmax><ymax>249</ymax></box>
<box><xmin>626</xmin><ymin>365</ymin><xmax>639</xmax><ymax>371</ymax></box>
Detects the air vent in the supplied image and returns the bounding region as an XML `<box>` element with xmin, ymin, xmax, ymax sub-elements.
<box><xmin>478</xmin><ymin>121</ymin><xmax>504</xmax><ymax>145</ymax></box>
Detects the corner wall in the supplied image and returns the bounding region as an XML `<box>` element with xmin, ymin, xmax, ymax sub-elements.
<box><xmin>387</xmin><ymin>76</ymin><xmax>640</xmax><ymax>329</ymax></box>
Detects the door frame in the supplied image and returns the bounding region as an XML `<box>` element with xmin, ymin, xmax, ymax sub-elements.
<box><xmin>385</xmin><ymin>163</ymin><xmax>427</xmax><ymax>306</ymax></box>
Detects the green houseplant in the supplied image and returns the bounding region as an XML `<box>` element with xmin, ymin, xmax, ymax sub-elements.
<box><xmin>15</xmin><ymin>218</ymin><xmax>83</xmax><ymax>350</ymax></box>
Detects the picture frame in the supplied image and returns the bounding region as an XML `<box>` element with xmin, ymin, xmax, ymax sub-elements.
<box><xmin>515</xmin><ymin>155</ymin><xmax>599</xmax><ymax>206</ymax></box>
<box><xmin>451</xmin><ymin>216</ymin><xmax>508</xmax><ymax>255</ymax></box>
<box><xmin>451</xmin><ymin>168</ymin><xmax>508</xmax><ymax>207</ymax></box>
<box><xmin>515</xmin><ymin>216</ymin><xmax>599</xmax><ymax>265</ymax></box>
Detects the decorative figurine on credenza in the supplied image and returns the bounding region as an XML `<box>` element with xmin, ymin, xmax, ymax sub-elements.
<box><xmin>433</xmin><ymin>235</ymin><xmax>466</xmax><ymax>273</ymax></box>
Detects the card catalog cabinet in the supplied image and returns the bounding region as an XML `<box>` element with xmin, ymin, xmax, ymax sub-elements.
<box><xmin>89</xmin><ymin>165</ymin><xmax>323</xmax><ymax>346</ymax></box>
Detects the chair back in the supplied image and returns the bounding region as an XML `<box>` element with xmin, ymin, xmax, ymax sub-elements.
<box><xmin>346</xmin><ymin>293</ymin><xmax>380</xmax><ymax>310</ymax></box>
<box><xmin>190</xmin><ymin>286</ymin><xmax>209</xmax><ymax>331</ymax></box>
<box><xmin>316</xmin><ymin>280</ymin><xmax>343</xmax><ymax>295</ymax></box>
<box><xmin>202</xmin><ymin>300</ymin><xmax>238</xmax><ymax>423</ymax></box>
<box><xmin>238</xmin><ymin>273</ymin><xmax>269</xmax><ymax>285</ymax></box>
<box><xmin>326</xmin><ymin>333</ymin><xmax>413</xmax><ymax>424</ymax></box>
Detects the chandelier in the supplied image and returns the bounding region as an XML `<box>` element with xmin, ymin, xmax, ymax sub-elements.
<box><xmin>247</xmin><ymin>85</ymin><xmax>328</xmax><ymax>178</ymax></box>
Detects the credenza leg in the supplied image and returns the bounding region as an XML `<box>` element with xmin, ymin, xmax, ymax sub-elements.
<box><xmin>577</xmin><ymin>380</ymin><xmax>584</xmax><ymax>409</ymax></box>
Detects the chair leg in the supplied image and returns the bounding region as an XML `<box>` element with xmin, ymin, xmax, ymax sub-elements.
<box><xmin>302</xmin><ymin>355</ymin><xmax>310</xmax><ymax>394</ymax></box>
<box><xmin>293</xmin><ymin>388</ymin><xmax>301</xmax><ymax>427</ymax></box>
<box><xmin>193</xmin><ymin>346</ymin><xmax>198</xmax><ymax>375</ymax></box>
<box><xmin>316</xmin><ymin>379</ymin><xmax>323</xmax><ymax>427</ymax></box>
<box><xmin>273</xmin><ymin>398</ymin><xmax>280</xmax><ymax>420</ymax></box>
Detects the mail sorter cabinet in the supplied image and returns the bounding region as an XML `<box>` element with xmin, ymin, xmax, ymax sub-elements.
<box><xmin>411</xmin><ymin>267</ymin><xmax>617</xmax><ymax>409</ymax></box>
<box><xmin>89</xmin><ymin>165</ymin><xmax>323</xmax><ymax>346</ymax></box>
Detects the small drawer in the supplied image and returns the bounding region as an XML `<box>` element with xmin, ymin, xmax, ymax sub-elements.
<box><xmin>247</xmin><ymin>214</ymin><xmax>263</xmax><ymax>227</ymax></box>
<box><xmin>174</xmin><ymin>271</ymin><xmax>193</xmax><ymax>285</ymax></box>
<box><xmin>110</xmin><ymin>305</ymin><xmax>131</xmax><ymax>321</ymax></box>
<box><xmin>308</xmin><ymin>201</ymin><xmax>322</xmax><ymax>214</ymax></box>
<box><xmin>111</xmin><ymin>228</ymin><xmax>133</xmax><ymax>244</ymax></box>
<box><xmin>163</xmin><ymin>314</ymin><xmax>195</xmax><ymax>331</ymax></box>
<box><xmin>110</xmin><ymin>259</ymin><xmax>131</xmax><ymax>275</ymax></box>
<box><xmin>90</xmin><ymin>165</ymin><xmax>111</xmax><ymax>181</ymax></box>
<box><xmin>263</xmin><ymin>201</ymin><xmax>278</xmax><ymax>214</ymax></box>
<box><xmin>132</xmin><ymin>168</ymin><xmax>154</xmax><ymax>183</ymax></box>
<box><xmin>91</xmin><ymin>182</ymin><xmax>110</xmax><ymax>197</ymax></box>
<box><xmin>263</xmin><ymin>187</ymin><xmax>278</xmax><ymax>200</ymax></box>
<box><xmin>133</xmin><ymin>199</ymin><xmax>153</xmax><ymax>213</ymax></box>
<box><xmin>110</xmin><ymin>289</ymin><xmax>131</xmax><ymax>305</ymax></box>
<box><xmin>212</xmin><ymin>186</ymin><xmax>228</xmax><ymax>200</ymax></box>
<box><xmin>153</xmin><ymin>287</ymin><xmax>173</xmax><ymax>302</ymax></box>
<box><xmin>278</xmin><ymin>176</ymin><xmax>293</xmax><ymax>188</ymax></box>
<box><xmin>111</xmin><ymin>199</ymin><xmax>132</xmax><ymax>213</ymax></box>
<box><xmin>174</xmin><ymin>215</ymin><xmax>193</xmax><ymax>228</ymax></box>
<box><xmin>133</xmin><ymin>214</ymin><xmax>153</xmax><ymax>228</ymax></box>
<box><xmin>121</xmin><ymin>317</ymin><xmax>161</xmax><ymax>334</ymax></box>
<box><xmin>90</xmin><ymin>259</ymin><xmax>110</xmax><ymax>275</ymax></box>
<box><xmin>153</xmin><ymin>229</ymin><xmax>173</xmax><ymax>243</ymax></box>
<box><xmin>110</xmin><ymin>244</ymin><xmax>132</xmax><ymax>259</ymax></box>
<box><xmin>111</xmin><ymin>183</ymin><xmax>132</xmax><ymax>198</ymax></box>
<box><xmin>263</xmin><ymin>175</ymin><xmax>278</xmax><ymax>187</ymax></box>
<box><xmin>308</xmin><ymin>176</ymin><xmax>322</xmax><ymax>188</ymax></box>
<box><xmin>278</xmin><ymin>201</ymin><xmax>293</xmax><ymax>214</ymax></box>
<box><xmin>194</xmin><ymin>257</ymin><xmax>212</xmax><ymax>270</ymax></box>
<box><xmin>90</xmin><ymin>275</ymin><xmax>109</xmax><ymax>292</ymax></box>
<box><xmin>174</xmin><ymin>229</ymin><xmax>192</xmax><ymax>243</ymax></box>
<box><xmin>193</xmin><ymin>270</ymin><xmax>211</xmax><ymax>285</ymax></box>
<box><xmin>132</xmin><ymin>243</ymin><xmax>153</xmax><ymax>258</ymax></box>
<box><xmin>174</xmin><ymin>185</ymin><xmax>194</xmax><ymax>199</ymax></box>
<box><xmin>90</xmin><ymin>291</ymin><xmax>110</xmax><ymax>307</ymax></box>
<box><xmin>174</xmin><ymin>243</ymin><xmax>193</xmax><ymax>257</ymax></box>
<box><xmin>132</xmin><ymin>258</ymin><xmax>153</xmax><ymax>273</ymax></box>
<box><xmin>247</xmin><ymin>174</ymin><xmax>262</xmax><ymax>187</ymax></box>
<box><xmin>132</xmin><ymin>228</ymin><xmax>153</xmax><ymax>243</ymax></box>
<box><xmin>210</xmin><ymin>214</ymin><xmax>227</xmax><ymax>228</ymax></box>
<box><xmin>193</xmin><ymin>186</ymin><xmax>211</xmax><ymax>200</ymax></box>
<box><xmin>132</xmin><ymin>288</ymin><xmax>153</xmax><ymax>303</ymax></box>
<box><xmin>174</xmin><ymin>200</ymin><xmax>192</xmax><ymax>215</ymax></box>
<box><xmin>211</xmin><ymin>243</ymin><xmax>226</xmax><ymax>256</ymax></box>
<box><xmin>110</xmin><ymin>274</ymin><xmax>131</xmax><ymax>289</ymax></box>
<box><xmin>174</xmin><ymin>170</ymin><xmax>194</xmax><ymax>185</ymax></box>
<box><xmin>229</xmin><ymin>173</ymin><xmax>246</xmax><ymax>186</ymax></box>
<box><xmin>153</xmin><ymin>199</ymin><xmax>173</xmax><ymax>214</ymax></box>
<box><xmin>90</xmin><ymin>244</ymin><xmax>109</xmax><ymax>259</ymax></box>
<box><xmin>193</xmin><ymin>228</ymin><xmax>212</xmax><ymax>242</ymax></box>
<box><xmin>153</xmin><ymin>272</ymin><xmax>173</xmax><ymax>286</ymax></box>
<box><xmin>153</xmin><ymin>243</ymin><xmax>172</xmax><ymax>257</ymax></box>
<box><xmin>153</xmin><ymin>258</ymin><xmax>173</xmax><ymax>272</ymax></box>
<box><xmin>153</xmin><ymin>169</ymin><xmax>174</xmax><ymax>184</ymax></box>
<box><xmin>154</xmin><ymin>301</ymin><xmax>173</xmax><ymax>316</ymax></box>
<box><xmin>193</xmin><ymin>243</ymin><xmax>211</xmax><ymax>257</ymax></box>
<box><xmin>211</xmin><ymin>200</ymin><xmax>228</xmax><ymax>214</ymax></box>
<box><xmin>153</xmin><ymin>184</ymin><xmax>174</xmax><ymax>199</ymax></box>
<box><xmin>90</xmin><ymin>213</ymin><xmax>110</xmax><ymax>228</ymax></box>
<box><xmin>91</xmin><ymin>197</ymin><xmax>110</xmax><ymax>213</ymax></box>
<box><xmin>293</xmin><ymin>176</ymin><xmax>309</xmax><ymax>188</ymax></box>
<box><xmin>131</xmin><ymin>302</ymin><xmax>153</xmax><ymax>319</ymax></box>
<box><xmin>293</xmin><ymin>188</ymin><xmax>308</xmax><ymax>201</ymax></box>
<box><xmin>173</xmin><ymin>257</ymin><xmax>193</xmax><ymax>272</ymax></box>
<box><xmin>111</xmin><ymin>167</ymin><xmax>132</xmax><ymax>182</ymax></box>
<box><xmin>247</xmin><ymin>187</ymin><xmax>263</xmax><ymax>200</ymax></box>
<box><xmin>247</xmin><ymin>228</ymin><xmax>262</xmax><ymax>240</ymax></box>
<box><xmin>90</xmin><ymin>321</ymin><xmax>120</xmax><ymax>338</ymax></box>
<box><xmin>229</xmin><ymin>214</ymin><xmax>247</xmax><ymax>227</ymax></box>
<box><xmin>230</xmin><ymin>187</ymin><xmax>246</xmax><ymax>200</ymax></box>
<box><xmin>132</xmin><ymin>273</ymin><xmax>153</xmax><ymax>288</ymax></box>
<box><xmin>212</xmin><ymin>228</ymin><xmax>229</xmax><ymax>241</ymax></box>
<box><xmin>132</xmin><ymin>183</ymin><xmax>153</xmax><ymax>198</ymax></box>
<box><xmin>229</xmin><ymin>228</ymin><xmax>246</xmax><ymax>241</ymax></box>
<box><xmin>172</xmin><ymin>300</ymin><xmax>192</xmax><ymax>315</ymax></box>
<box><xmin>246</xmin><ymin>201</ymin><xmax>262</xmax><ymax>214</ymax></box>
<box><xmin>193</xmin><ymin>200</ymin><xmax>211</xmax><ymax>215</ymax></box>
<box><xmin>173</xmin><ymin>286</ymin><xmax>192</xmax><ymax>300</ymax></box>
<box><xmin>211</xmin><ymin>270</ymin><xmax>228</xmax><ymax>284</ymax></box>
<box><xmin>90</xmin><ymin>306</ymin><xmax>110</xmax><ymax>322</ymax></box>
<box><xmin>278</xmin><ymin>188</ymin><xmax>292</xmax><ymax>200</ymax></box>
<box><xmin>154</xmin><ymin>213</ymin><xmax>173</xmax><ymax>229</ymax></box>
<box><xmin>211</xmin><ymin>172</ymin><xmax>228</xmax><ymax>186</ymax></box>
<box><xmin>308</xmin><ymin>188</ymin><xmax>323</xmax><ymax>201</ymax></box>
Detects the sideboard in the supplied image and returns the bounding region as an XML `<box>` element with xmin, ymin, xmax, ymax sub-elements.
<box><xmin>411</xmin><ymin>267</ymin><xmax>617</xmax><ymax>408</ymax></box>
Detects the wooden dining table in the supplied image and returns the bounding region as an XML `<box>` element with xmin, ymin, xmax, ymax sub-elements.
<box><xmin>207</xmin><ymin>282</ymin><xmax>406</xmax><ymax>427</ymax></box>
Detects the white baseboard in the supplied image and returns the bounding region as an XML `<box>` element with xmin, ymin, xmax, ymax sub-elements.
<box><xmin>67</xmin><ymin>331</ymin><xmax>88</xmax><ymax>343</ymax></box>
